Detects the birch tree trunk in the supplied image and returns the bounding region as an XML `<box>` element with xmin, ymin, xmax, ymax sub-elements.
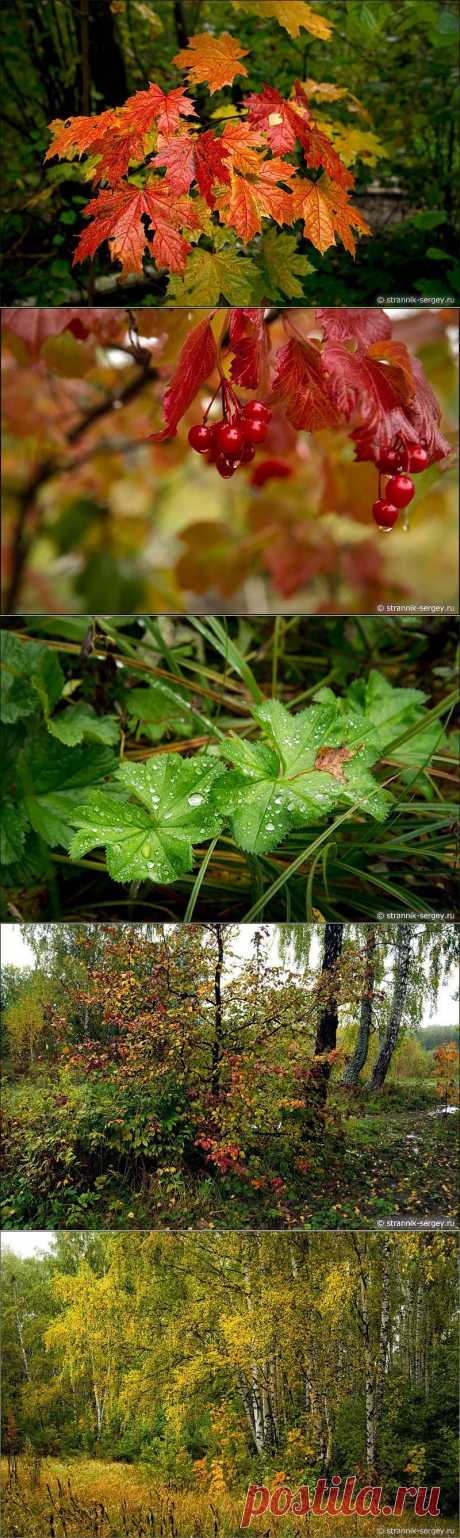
<box><xmin>304</xmin><ymin>923</ymin><xmax>344</xmax><ymax>1128</ymax></box>
<box><xmin>367</xmin><ymin>926</ymin><xmax>412</xmax><ymax>1090</ymax></box>
<box><xmin>342</xmin><ymin>927</ymin><xmax>377</xmax><ymax>1084</ymax></box>
<box><xmin>374</xmin><ymin>1239</ymin><xmax>391</xmax><ymax>1467</ymax></box>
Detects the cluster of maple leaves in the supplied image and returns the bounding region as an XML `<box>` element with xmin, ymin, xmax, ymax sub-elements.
<box><xmin>45</xmin><ymin>28</ymin><xmax>371</xmax><ymax>280</ymax></box>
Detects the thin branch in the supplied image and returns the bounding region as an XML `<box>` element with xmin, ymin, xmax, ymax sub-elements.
<box><xmin>3</xmin><ymin>350</ymin><xmax>157</xmax><ymax>615</ymax></box>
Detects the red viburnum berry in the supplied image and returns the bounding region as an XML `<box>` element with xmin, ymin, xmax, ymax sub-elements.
<box><xmin>372</xmin><ymin>499</ymin><xmax>400</xmax><ymax>529</ymax></box>
<box><xmin>238</xmin><ymin>441</ymin><xmax>257</xmax><ymax>464</ymax></box>
<box><xmin>243</xmin><ymin>417</ymin><xmax>269</xmax><ymax>445</ymax></box>
<box><xmin>376</xmin><ymin>447</ymin><xmax>403</xmax><ymax>473</ymax></box>
<box><xmin>385</xmin><ymin>473</ymin><xmax>415</xmax><ymax>508</ymax></box>
<box><xmin>216</xmin><ymin>422</ymin><xmax>245</xmax><ymax>457</ymax></box>
<box><xmin>408</xmin><ymin>445</ymin><xmax>430</xmax><ymax>473</ymax></box>
<box><xmin>243</xmin><ymin>400</ymin><xmax>272</xmax><ymax>423</ymax></box>
<box><xmin>188</xmin><ymin>424</ymin><xmax>212</xmax><ymax>454</ymax></box>
<box><xmin>216</xmin><ymin>453</ymin><xmax>236</xmax><ymax>479</ymax></box>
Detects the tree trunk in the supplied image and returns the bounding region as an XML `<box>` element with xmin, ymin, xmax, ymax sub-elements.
<box><xmin>89</xmin><ymin>0</ymin><xmax>127</xmax><ymax>107</ymax></box>
<box><xmin>342</xmin><ymin>927</ymin><xmax>377</xmax><ymax>1084</ymax></box>
<box><xmin>356</xmin><ymin>1248</ymin><xmax>377</xmax><ymax>1480</ymax></box>
<box><xmin>305</xmin><ymin>923</ymin><xmax>343</xmax><ymax>1125</ymax></box>
<box><xmin>211</xmin><ymin>923</ymin><xmax>224</xmax><ymax>1096</ymax></box>
<box><xmin>173</xmin><ymin>1</ymin><xmax>189</xmax><ymax>47</ymax></box>
<box><xmin>367</xmin><ymin>926</ymin><xmax>412</xmax><ymax>1090</ymax></box>
<box><xmin>374</xmin><ymin>1239</ymin><xmax>391</xmax><ymax>1468</ymax></box>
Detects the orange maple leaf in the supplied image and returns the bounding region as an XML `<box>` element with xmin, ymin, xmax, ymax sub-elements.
<box><xmin>292</xmin><ymin>173</ymin><xmax>370</xmax><ymax>255</ymax></box>
<box><xmin>215</xmin><ymin>146</ymin><xmax>295</xmax><ymax>241</ymax></box>
<box><xmin>173</xmin><ymin>32</ymin><xmax>249</xmax><ymax>94</ymax></box>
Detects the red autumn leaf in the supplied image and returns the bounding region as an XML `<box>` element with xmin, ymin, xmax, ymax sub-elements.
<box><xmin>74</xmin><ymin>182</ymin><xmax>201</xmax><ymax>275</ymax></box>
<box><xmin>152</xmin><ymin>135</ymin><xmax>197</xmax><ymax>195</ymax></box>
<box><xmin>292</xmin><ymin>82</ymin><xmax>354</xmax><ymax>189</ymax></box>
<box><xmin>2</xmin><ymin>308</ymin><xmax>82</xmax><ymax>361</ymax></box>
<box><xmin>45</xmin><ymin>108</ymin><xmax>117</xmax><ymax>167</ymax></box>
<box><xmin>173</xmin><ymin>32</ymin><xmax>249</xmax><ymax>94</ymax></box>
<box><xmin>247</xmin><ymin>81</ymin><xmax>353</xmax><ymax>189</ymax></box>
<box><xmin>320</xmin><ymin>341</ymin><xmax>420</xmax><ymax>460</ymax></box>
<box><xmin>150</xmin><ymin>316</ymin><xmax>218</xmax><ymax>440</ymax></box>
<box><xmin>403</xmin><ymin>356</ymin><xmax>452</xmax><ymax>463</ymax></box>
<box><xmin>316</xmin><ymin>308</ymin><xmax>392</xmax><ymax>350</ymax></box>
<box><xmin>246</xmin><ymin>84</ymin><xmax>301</xmax><ymax>154</ymax></box>
<box><xmin>261</xmin><ymin>526</ymin><xmax>337</xmax><ymax>597</ymax></box>
<box><xmin>366</xmin><ymin>339</ymin><xmax>416</xmax><ymax>402</ymax></box>
<box><xmin>121</xmin><ymin>83</ymin><xmax>197</xmax><ymax>138</ymax></box>
<box><xmin>272</xmin><ymin>338</ymin><xmax>340</xmax><ymax>431</ymax></box>
<box><xmin>152</xmin><ymin>129</ymin><xmax>230</xmax><ymax>204</ymax></box>
<box><xmin>194</xmin><ymin>130</ymin><xmax>232</xmax><ymax>205</ymax></box>
<box><xmin>229</xmin><ymin>309</ymin><xmax>269</xmax><ymax>389</ymax></box>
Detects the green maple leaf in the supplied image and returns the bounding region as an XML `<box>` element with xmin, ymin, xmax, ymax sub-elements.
<box><xmin>167</xmin><ymin>236</ymin><xmax>263</xmax><ymax>305</ymax></box>
<box><xmin>68</xmin><ymin>754</ymin><xmax>226</xmax><ymax>883</ymax></box>
<box><xmin>212</xmin><ymin>698</ymin><xmax>391</xmax><ymax>853</ymax></box>
<box><xmin>16</xmin><ymin>734</ymin><xmax>117</xmax><ymax>846</ymax></box>
<box><xmin>48</xmin><ymin>702</ymin><xmax>120</xmax><ymax>747</ymax></box>
<box><xmin>1</xmin><ymin>631</ymin><xmax>64</xmax><ymax>723</ymax></box>
<box><xmin>260</xmin><ymin>229</ymin><xmax>315</xmax><ymax>299</ymax></box>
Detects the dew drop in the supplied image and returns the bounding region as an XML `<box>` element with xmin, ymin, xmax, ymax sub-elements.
<box><xmin>188</xmin><ymin>793</ymin><xmax>204</xmax><ymax>806</ymax></box>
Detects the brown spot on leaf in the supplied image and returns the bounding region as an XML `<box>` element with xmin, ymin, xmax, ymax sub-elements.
<box><xmin>314</xmin><ymin>745</ymin><xmax>354</xmax><ymax>783</ymax></box>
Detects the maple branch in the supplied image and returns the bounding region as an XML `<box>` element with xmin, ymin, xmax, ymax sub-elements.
<box><xmin>3</xmin><ymin>351</ymin><xmax>158</xmax><ymax>615</ymax></box>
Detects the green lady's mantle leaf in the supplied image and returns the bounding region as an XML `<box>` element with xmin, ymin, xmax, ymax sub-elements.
<box><xmin>17</xmin><ymin>735</ymin><xmax>117</xmax><ymax>846</ymax></box>
<box><xmin>68</xmin><ymin>754</ymin><xmax>226</xmax><ymax>883</ymax></box>
<box><xmin>1</xmin><ymin>632</ymin><xmax>64</xmax><ymax>723</ymax></box>
<box><xmin>48</xmin><ymin>702</ymin><xmax>120</xmax><ymax>747</ymax></box>
<box><xmin>317</xmin><ymin>670</ymin><xmax>449</xmax><ymax>766</ymax></box>
<box><xmin>212</xmin><ymin>697</ymin><xmax>391</xmax><ymax>853</ymax></box>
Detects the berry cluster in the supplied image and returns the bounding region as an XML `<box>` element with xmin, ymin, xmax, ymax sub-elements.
<box><xmin>371</xmin><ymin>442</ymin><xmax>429</xmax><ymax>531</ymax></box>
<box><xmin>188</xmin><ymin>380</ymin><xmax>272</xmax><ymax>479</ymax></box>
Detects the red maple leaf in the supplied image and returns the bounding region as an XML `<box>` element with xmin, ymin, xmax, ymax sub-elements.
<box><xmin>247</xmin><ymin>81</ymin><xmax>353</xmax><ymax>189</ymax></box>
<box><xmin>121</xmin><ymin>83</ymin><xmax>197</xmax><ymax>138</ymax></box>
<box><xmin>229</xmin><ymin>309</ymin><xmax>269</xmax><ymax>390</ymax></box>
<box><xmin>152</xmin><ymin>129</ymin><xmax>230</xmax><ymax>204</ymax></box>
<box><xmin>246</xmin><ymin>85</ymin><xmax>301</xmax><ymax>154</ymax></box>
<box><xmin>74</xmin><ymin>181</ymin><xmax>201</xmax><ymax>275</ymax></box>
<box><xmin>272</xmin><ymin>338</ymin><xmax>340</xmax><ymax>431</ymax></box>
<box><xmin>150</xmin><ymin>315</ymin><xmax>218</xmax><ymax>440</ymax></box>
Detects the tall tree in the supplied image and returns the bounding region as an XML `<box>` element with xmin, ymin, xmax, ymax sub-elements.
<box><xmin>342</xmin><ymin>926</ymin><xmax>377</xmax><ymax>1085</ymax></box>
<box><xmin>367</xmin><ymin>926</ymin><xmax>413</xmax><ymax>1090</ymax></box>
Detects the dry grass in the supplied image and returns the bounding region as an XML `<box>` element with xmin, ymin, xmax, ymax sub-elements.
<box><xmin>0</xmin><ymin>1460</ymin><xmax>456</xmax><ymax>1538</ymax></box>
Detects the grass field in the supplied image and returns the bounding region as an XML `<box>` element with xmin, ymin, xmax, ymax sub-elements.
<box><xmin>1</xmin><ymin>1459</ymin><xmax>457</xmax><ymax>1538</ymax></box>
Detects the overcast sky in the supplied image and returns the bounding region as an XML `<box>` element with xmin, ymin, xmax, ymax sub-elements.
<box><xmin>1</xmin><ymin>924</ymin><xmax>457</xmax><ymax>1028</ymax></box>
<box><xmin>2</xmin><ymin>1231</ymin><xmax>55</xmax><ymax>1258</ymax></box>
